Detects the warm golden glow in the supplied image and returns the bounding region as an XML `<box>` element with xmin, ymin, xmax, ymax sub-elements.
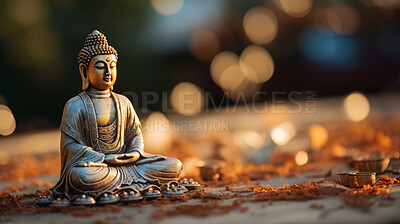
<box><xmin>327</xmin><ymin>3</ymin><xmax>360</xmax><ymax>35</ymax></box>
<box><xmin>0</xmin><ymin>105</ymin><xmax>16</xmax><ymax>136</ymax></box>
<box><xmin>331</xmin><ymin>144</ymin><xmax>346</xmax><ymax>157</ymax></box>
<box><xmin>7</xmin><ymin>0</ymin><xmax>47</xmax><ymax>26</ymax></box>
<box><xmin>210</xmin><ymin>51</ymin><xmax>239</xmax><ymax>87</ymax></box>
<box><xmin>210</xmin><ymin>47</ymin><xmax>273</xmax><ymax>95</ymax></box>
<box><xmin>234</xmin><ymin>130</ymin><xmax>266</xmax><ymax>149</ymax></box>
<box><xmin>343</xmin><ymin>92</ymin><xmax>370</xmax><ymax>122</ymax></box>
<box><xmin>0</xmin><ymin>151</ymin><xmax>9</xmax><ymax>165</ymax></box>
<box><xmin>170</xmin><ymin>82</ymin><xmax>205</xmax><ymax>116</ymax></box>
<box><xmin>271</xmin><ymin>128</ymin><xmax>290</xmax><ymax>145</ymax></box>
<box><xmin>243</xmin><ymin>7</ymin><xmax>278</xmax><ymax>45</ymax></box>
<box><xmin>314</xmin><ymin>3</ymin><xmax>360</xmax><ymax>35</ymax></box>
<box><xmin>276</xmin><ymin>0</ymin><xmax>313</xmax><ymax>18</ymax></box>
<box><xmin>25</xmin><ymin>28</ymin><xmax>60</xmax><ymax>61</ymax></box>
<box><xmin>377</xmin><ymin>131</ymin><xmax>392</xmax><ymax>148</ymax></box>
<box><xmin>271</xmin><ymin>122</ymin><xmax>296</xmax><ymax>146</ymax></box>
<box><xmin>219</xmin><ymin>64</ymin><xmax>246</xmax><ymax>91</ymax></box>
<box><xmin>308</xmin><ymin>124</ymin><xmax>328</xmax><ymax>151</ymax></box>
<box><xmin>150</xmin><ymin>0</ymin><xmax>184</xmax><ymax>16</ymax></box>
<box><xmin>143</xmin><ymin>112</ymin><xmax>172</xmax><ymax>154</ymax></box>
<box><xmin>189</xmin><ymin>30</ymin><xmax>220</xmax><ymax>61</ymax></box>
<box><xmin>295</xmin><ymin>151</ymin><xmax>308</xmax><ymax>166</ymax></box>
<box><xmin>182</xmin><ymin>157</ymin><xmax>203</xmax><ymax>177</ymax></box>
<box><xmin>239</xmin><ymin>45</ymin><xmax>274</xmax><ymax>84</ymax></box>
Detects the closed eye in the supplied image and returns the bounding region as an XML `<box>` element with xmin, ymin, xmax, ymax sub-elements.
<box><xmin>94</xmin><ymin>62</ymin><xmax>106</xmax><ymax>69</ymax></box>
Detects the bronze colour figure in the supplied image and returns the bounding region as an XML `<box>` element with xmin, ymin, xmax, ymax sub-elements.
<box><xmin>49</xmin><ymin>30</ymin><xmax>185</xmax><ymax>204</ymax></box>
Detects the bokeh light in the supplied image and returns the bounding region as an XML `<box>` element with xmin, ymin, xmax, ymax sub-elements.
<box><xmin>326</xmin><ymin>3</ymin><xmax>360</xmax><ymax>35</ymax></box>
<box><xmin>210</xmin><ymin>46</ymin><xmax>274</xmax><ymax>98</ymax></box>
<box><xmin>271</xmin><ymin>122</ymin><xmax>296</xmax><ymax>146</ymax></box>
<box><xmin>189</xmin><ymin>30</ymin><xmax>220</xmax><ymax>61</ymax></box>
<box><xmin>276</xmin><ymin>0</ymin><xmax>313</xmax><ymax>18</ymax></box>
<box><xmin>170</xmin><ymin>82</ymin><xmax>205</xmax><ymax>116</ymax></box>
<box><xmin>210</xmin><ymin>51</ymin><xmax>240</xmax><ymax>88</ymax></box>
<box><xmin>239</xmin><ymin>45</ymin><xmax>275</xmax><ymax>84</ymax></box>
<box><xmin>7</xmin><ymin>0</ymin><xmax>47</xmax><ymax>26</ymax></box>
<box><xmin>343</xmin><ymin>92</ymin><xmax>370</xmax><ymax>122</ymax></box>
<box><xmin>25</xmin><ymin>27</ymin><xmax>60</xmax><ymax>62</ymax></box>
<box><xmin>219</xmin><ymin>64</ymin><xmax>246</xmax><ymax>91</ymax></box>
<box><xmin>299</xmin><ymin>27</ymin><xmax>359</xmax><ymax>67</ymax></box>
<box><xmin>308</xmin><ymin>124</ymin><xmax>328</xmax><ymax>151</ymax></box>
<box><xmin>243</xmin><ymin>7</ymin><xmax>278</xmax><ymax>45</ymax></box>
<box><xmin>233</xmin><ymin>130</ymin><xmax>266</xmax><ymax>150</ymax></box>
<box><xmin>331</xmin><ymin>144</ymin><xmax>347</xmax><ymax>157</ymax></box>
<box><xmin>150</xmin><ymin>0</ymin><xmax>184</xmax><ymax>16</ymax></box>
<box><xmin>0</xmin><ymin>105</ymin><xmax>16</xmax><ymax>136</ymax></box>
<box><xmin>295</xmin><ymin>150</ymin><xmax>308</xmax><ymax>166</ymax></box>
<box><xmin>143</xmin><ymin>112</ymin><xmax>172</xmax><ymax>154</ymax></box>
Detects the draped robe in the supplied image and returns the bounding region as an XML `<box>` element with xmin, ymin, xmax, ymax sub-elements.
<box><xmin>51</xmin><ymin>91</ymin><xmax>182</xmax><ymax>198</ymax></box>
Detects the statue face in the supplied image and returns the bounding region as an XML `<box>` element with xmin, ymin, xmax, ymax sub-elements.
<box><xmin>87</xmin><ymin>54</ymin><xmax>117</xmax><ymax>91</ymax></box>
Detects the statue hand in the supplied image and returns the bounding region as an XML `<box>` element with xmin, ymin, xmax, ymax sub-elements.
<box><xmin>103</xmin><ymin>154</ymin><xmax>120</xmax><ymax>166</ymax></box>
<box><xmin>76</xmin><ymin>161</ymin><xmax>108</xmax><ymax>167</ymax></box>
<box><xmin>104</xmin><ymin>154</ymin><xmax>119</xmax><ymax>162</ymax></box>
<box><xmin>123</xmin><ymin>151</ymin><xmax>140</xmax><ymax>162</ymax></box>
<box><xmin>104</xmin><ymin>153</ymin><xmax>138</xmax><ymax>166</ymax></box>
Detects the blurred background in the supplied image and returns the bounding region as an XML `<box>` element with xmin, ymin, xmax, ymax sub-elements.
<box><xmin>0</xmin><ymin>0</ymin><xmax>399</xmax><ymax>136</ymax></box>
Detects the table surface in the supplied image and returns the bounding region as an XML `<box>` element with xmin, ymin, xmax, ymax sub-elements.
<box><xmin>1</xmin><ymin>172</ymin><xmax>400</xmax><ymax>224</ymax></box>
<box><xmin>1</xmin><ymin>93</ymin><xmax>400</xmax><ymax>224</ymax></box>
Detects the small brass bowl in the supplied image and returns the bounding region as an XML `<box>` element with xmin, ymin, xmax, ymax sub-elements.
<box><xmin>338</xmin><ymin>171</ymin><xmax>376</xmax><ymax>188</ymax></box>
<box><xmin>356</xmin><ymin>172</ymin><xmax>376</xmax><ymax>186</ymax></box>
<box><xmin>353</xmin><ymin>158</ymin><xmax>390</xmax><ymax>174</ymax></box>
<box><xmin>348</xmin><ymin>173</ymin><xmax>359</xmax><ymax>188</ymax></box>
<box><xmin>337</xmin><ymin>172</ymin><xmax>356</xmax><ymax>187</ymax></box>
<box><xmin>198</xmin><ymin>160</ymin><xmax>226</xmax><ymax>181</ymax></box>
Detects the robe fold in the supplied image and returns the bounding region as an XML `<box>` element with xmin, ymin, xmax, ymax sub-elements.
<box><xmin>51</xmin><ymin>91</ymin><xmax>182</xmax><ymax>198</ymax></box>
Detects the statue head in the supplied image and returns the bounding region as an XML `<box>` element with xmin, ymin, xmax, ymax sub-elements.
<box><xmin>78</xmin><ymin>30</ymin><xmax>118</xmax><ymax>91</ymax></box>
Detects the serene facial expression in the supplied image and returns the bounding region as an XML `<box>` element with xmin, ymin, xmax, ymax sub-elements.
<box><xmin>87</xmin><ymin>54</ymin><xmax>117</xmax><ymax>91</ymax></box>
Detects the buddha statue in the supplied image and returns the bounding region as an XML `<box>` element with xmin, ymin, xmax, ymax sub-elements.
<box><xmin>51</xmin><ymin>30</ymin><xmax>183</xmax><ymax>200</ymax></box>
